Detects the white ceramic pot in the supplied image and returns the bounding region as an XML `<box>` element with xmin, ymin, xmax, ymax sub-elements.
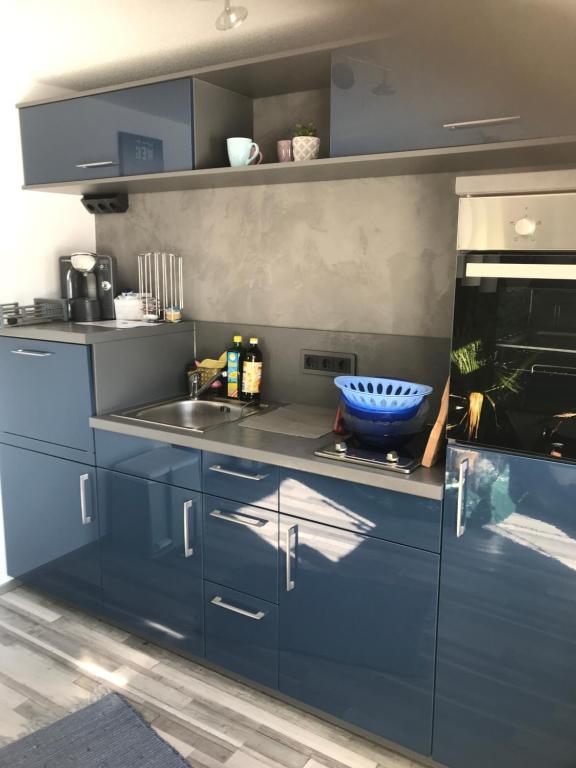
<box><xmin>292</xmin><ymin>135</ymin><xmax>320</xmax><ymax>161</ymax></box>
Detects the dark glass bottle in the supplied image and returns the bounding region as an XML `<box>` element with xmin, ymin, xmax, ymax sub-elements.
<box><xmin>240</xmin><ymin>337</ymin><xmax>263</xmax><ymax>402</ymax></box>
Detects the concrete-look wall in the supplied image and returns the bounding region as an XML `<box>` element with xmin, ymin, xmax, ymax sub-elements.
<box><xmin>96</xmin><ymin>172</ymin><xmax>459</xmax><ymax>338</ymax></box>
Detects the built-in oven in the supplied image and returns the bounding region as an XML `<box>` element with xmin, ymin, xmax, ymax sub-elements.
<box><xmin>448</xmin><ymin>191</ymin><xmax>576</xmax><ymax>462</ymax></box>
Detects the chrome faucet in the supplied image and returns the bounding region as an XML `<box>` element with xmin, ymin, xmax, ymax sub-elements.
<box><xmin>188</xmin><ymin>369</ymin><xmax>223</xmax><ymax>400</ymax></box>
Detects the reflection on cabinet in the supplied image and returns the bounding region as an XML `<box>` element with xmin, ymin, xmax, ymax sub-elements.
<box><xmin>434</xmin><ymin>446</ymin><xmax>576</xmax><ymax>768</ymax></box>
<box><xmin>331</xmin><ymin>39</ymin><xmax>576</xmax><ymax>157</ymax></box>
<box><xmin>97</xmin><ymin>468</ymin><xmax>204</xmax><ymax>656</ymax></box>
<box><xmin>20</xmin><ymin>78</ymin><xmax>252</xmax><ymax>185</ymax></box>
<box><xmin>0</xmin><ymin>444</ymin><xmax>99</xmax><ymax>608</ymax></box>
<box><xmin>278</xmin><ymin>514</ymin><xmax>439</xmax><ymax>755</ymax></box>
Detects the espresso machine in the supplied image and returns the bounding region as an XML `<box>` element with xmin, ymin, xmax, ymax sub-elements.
<box><xmin>59</xmin><ymin>253</ymin><xmax>117</xmax><ymax>321</ymax></box>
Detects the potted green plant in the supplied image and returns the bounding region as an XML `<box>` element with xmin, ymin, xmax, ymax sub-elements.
<box><xmin>292</xmin><ymin>122</ymin><xmax>320</xmax><ymax>161</ymax></box>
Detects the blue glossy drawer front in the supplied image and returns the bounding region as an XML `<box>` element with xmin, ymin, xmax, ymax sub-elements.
<box><xmin>203</xmin><ymin>495</ymin><xmax>278</xmax><ymax>603</ymax></box>
<box><xmin>203</xmin><ymin>452</ymin><xmax>279</xmax><ymax>511</ymax></box>
<box><xmin>280</xmin><ymin>469</ymin><xmax>441</xmax><ymax>552</ymax></box>
<box><xmin>205</xmin><ymin>581</ymin><xmax>278</xmax><ymax>689</ymax></box>
<box><xmin>95</xmin><ymin>430</ymin><xmax>201</xmax><ymax>491</ymax></box>
<box><xmin>0</xmin><ymin>338</ymin><xmax>94</xmax><ymax>454</ymax></box>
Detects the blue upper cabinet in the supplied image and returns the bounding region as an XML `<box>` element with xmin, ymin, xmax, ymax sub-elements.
<box><xmin>279</xmin><ymin>514</ymin><xmax>439</xmax><ymax>755</ymax></box>
<box><xmin>20</xmin><ymin>79</ymin><xmax>194</xmax><ymax>185</ymax></box>
<box><xmin>97</xmin><ymin>468</ymin><xmax>204</xmax><ymax>657</ymax></box>
<box><xmin>0</xmin><ymin>338</ymin><xmax>94</xmax><ymax>457</ymax></box>
<box><xmin>0</xmin><ymin>444</ymin><xmax>100</xmax><ymax>609</ymax></box>
<box><xmin>330</xmin><ymin>39</ymin><xmax>576</xmax><ymax>157</ymax></box>
<box><xmin>434</xmin><ymin>446</ymin><xmax>576</xmax><ymax>768</ymax></box>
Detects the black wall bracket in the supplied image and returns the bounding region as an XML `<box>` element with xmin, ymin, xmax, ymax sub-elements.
<box><xmin>81</xmin><ymin>193</ymin><xmax>129</xmax><ymax>214</ymax></box>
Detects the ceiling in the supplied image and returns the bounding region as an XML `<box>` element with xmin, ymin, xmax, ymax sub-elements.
<box><xmin>7</xmin><ymin>0</ymin><xmax>576</xmax><ymax>99</ymax></box>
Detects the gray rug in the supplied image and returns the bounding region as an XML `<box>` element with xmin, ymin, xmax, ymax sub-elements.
<box><xmin>0</xmin><ymin>693</ymin><xmax>190</xmax><ymax>768</ymax></box>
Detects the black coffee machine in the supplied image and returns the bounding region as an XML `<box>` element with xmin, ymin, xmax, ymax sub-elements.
<box><xmin>59</xmin><ymin>253</ymin><xmax>117</xmax><ymax>321</ymax></box>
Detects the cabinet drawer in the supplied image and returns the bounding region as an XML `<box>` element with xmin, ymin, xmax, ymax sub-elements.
<box><xmin>205</xmin><ymin>581</ymin><xmax>278</xmax><ymax>689</ymax></box>
<box><xmin>280</xmin><ymin>469</ymin><xmax>441</xmax><ymax>552</ymax></box>
<box><xmin>20</xmin><ymin>79</ymin><xmax>194</xmax><ymax>185</ymax></box>
<box><xmin>203</xmin><ymin>452</ymin><xmax>279</xmax><ymax>511</ymax></box>
<box><xmin>0</xmin><ymin>338</ymin><xmax>93</xmax><ymax>453</ymax></box>
<box><xmin>95</xmin><ymin>430</ymin><xmax>201</xmax><ymax>491</ymax></box>
<box><xmin>204</xmin><ymin>496</ymin><xmax>278</xmax><ymax>603</ymax></box>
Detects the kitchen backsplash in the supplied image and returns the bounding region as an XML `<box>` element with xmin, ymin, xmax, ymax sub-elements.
<box><xmin>194</xmin><ymin>321</ymin><xmax>450</xmax><ymax>411</ymax></box>
<box><xmin>95</xmin><ymin>171</ymin><xmax>458</xmax><ymax>338</ymax></box>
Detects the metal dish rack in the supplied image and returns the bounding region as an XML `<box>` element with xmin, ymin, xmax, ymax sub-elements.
<box><xmin>0</xmin><ymin>299</ymin><xmax>68</xmax><ymax>329</ymax></box>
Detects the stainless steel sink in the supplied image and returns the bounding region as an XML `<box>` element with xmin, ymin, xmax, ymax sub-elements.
<box><xmin>119</xmin><ymin>397</ymin><xmax>262</xmax><ymax>433</ymax></box>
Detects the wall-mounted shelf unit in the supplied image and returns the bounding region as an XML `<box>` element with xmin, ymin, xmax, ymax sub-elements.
<box><xmin>21</xmin><ymin>135</ymin><xmax>576</xmax><ymax>196</ymax></box>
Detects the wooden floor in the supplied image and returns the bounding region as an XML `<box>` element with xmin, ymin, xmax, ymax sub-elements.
<box><xmin>0</xmin><ymin>585</ymin><xmax>427</xmax><ymax>768</ymax></box>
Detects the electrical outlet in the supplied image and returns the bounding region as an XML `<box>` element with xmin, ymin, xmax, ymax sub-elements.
<box><xmin>301</xmin><ymin>350</ymin><xmax>357</xmax><ymax>377</ymax></box>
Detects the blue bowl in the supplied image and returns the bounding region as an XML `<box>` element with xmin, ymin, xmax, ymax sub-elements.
<box><xmin>335</xmin><ymin>376</ymin><xmax>433</xmax><ymax>414</ymax></box>
<box><xmin>340</xmin><ymin>398</ymin><xmax>430</xmax><ymax>449</ymax></box>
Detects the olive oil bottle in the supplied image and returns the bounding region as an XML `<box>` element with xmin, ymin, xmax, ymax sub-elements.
<box><xmin>240</xmin><ymin>338</ymin><xmax>263</xmax><ymax>402</ymax></box>
<box><xmin>226</xmin><ymin>336</ymin><xmax>244</xmax><ymax>399</ymax></box>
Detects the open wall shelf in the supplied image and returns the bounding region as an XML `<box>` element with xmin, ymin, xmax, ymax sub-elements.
<box><xmin>22</xmin><ymin>135</ymin><xmax>576</xmax><ymax>196</ymax></box>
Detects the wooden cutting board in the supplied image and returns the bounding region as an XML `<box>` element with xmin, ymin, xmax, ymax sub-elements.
<box><xmin>422</xmin><ymin>378</ymin><xmax>449</xmax><ymax>468</ymax></box>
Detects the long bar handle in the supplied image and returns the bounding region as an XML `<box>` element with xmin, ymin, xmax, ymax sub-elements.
<box><xmin>183</xmin><ymin>500</ymin><xmax>194</xmax><ymax>558</ymax></box>
<box><xmin>209</xmin><ymin>464</ymin><xmax>268</xmax><ymax>482</ymax></box>
<box><xmin>456</xmin><ymin>458</ymin><xmax>468</xmax><ymax>538</ymax></box>
<box><xmin>443</xmin><ymin>115</ymin><xmax>521</xmax><ymax>130</ymax></box>
<box><xmin>209</xmin><ymin>509</ymin><xmax>267</xmax><ymax>528</ymax></box>
<box><xmin>80</xmin><ymin>473</ymin><xmax>92</xmax><ymax>525</ymax></box>
<box><xmin>75</xmin><ymin>160</ymin><xmax>117</xmax><ymax>169</ymax></box>
<box><xmin>11</xmin><ymin>349</ymin><xmax>53</xmax><ymax>357</ymax></box>
<box><xmin>210</xmin><ymin>596</ymin><xmax>265</xmax><ymax>620</ymax></box>
<box><xmin>286</xmin><ymin>525</ymin><xmax>297</xmax><ymax>591</ymax></box>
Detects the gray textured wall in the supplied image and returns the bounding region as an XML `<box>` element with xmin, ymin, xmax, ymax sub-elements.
<box><xmin>96</xmin><ymin>172</ymin><xmax>458</xmax><ymax>337</ymax></box>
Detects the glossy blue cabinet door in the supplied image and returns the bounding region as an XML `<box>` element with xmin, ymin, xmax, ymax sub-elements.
<box><xmin>205</xmin><ymin>581</ymin><xmax>278</xmax><ymax>689</ymax></box>
<box><xmin>279</xmin><ymin>515</ymin><xmax>439</xmax><ymax>754</ymax></box>
<box><xmin>203</xmin><ymin>495</ymin><xmax>278</xmax><ymax>602</ymax></box>
<box><xmin>0</xmin><ymin>444</ymin><xmax>100</xmax><ymax>609</ymax></box>
<box><xmin>434</xmin><ymin>446</ymin><xmax>576</xmax><ymax>768</ymax></box>
<box><xmin>330</xmin><ymin>39</ymin><xmax>576</xmax><ymax>157</ymax></box>
<box><xmin>20</xmin><ymin>79</ymin><xmax>193</xmax><ymax>185</ymax></box>
<box><xmin>203</xmin><ymin>452</ymin><xmax>279</xmax><ymax>511</ymax></box>
<box><xmin>98</xmin><ymin>468</ymin><xmax>203</xmax><ymax>657</ymax></box>
<box><xmin>0</xmin><ymin>338</ymin><xmax>94</xmax><ymax>455</ymax></box>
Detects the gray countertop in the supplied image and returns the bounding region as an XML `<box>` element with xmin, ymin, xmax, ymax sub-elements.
<box><xmin>90</xmin><ymin>411</ymin><xmax>445</xmax><ymax>501</ymax></box>
<box><xmin>0</xmin><ymin>320</ymin><xmax>195</xmax><ymax>344</ymax></box>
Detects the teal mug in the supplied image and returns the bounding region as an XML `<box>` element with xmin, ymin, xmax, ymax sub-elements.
<box><xmin>227</xmin><ymin>137</ymin><xmax>263</xmax><ymax>167</ymax></box>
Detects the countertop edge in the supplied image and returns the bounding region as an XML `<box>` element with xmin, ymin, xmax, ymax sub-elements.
<box><xmin>90</xmin><ymin>415</ymin><xmax>445</xmax><ymax>501</ymax></box>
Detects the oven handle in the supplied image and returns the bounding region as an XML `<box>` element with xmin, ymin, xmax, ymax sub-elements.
<box><xmin>531</xmin><ymin>364</ymin><xmax>576</xmax><ymax>377</ymax></box>
<box><xmin>465</xmin><ymin>263</ymin><xmax>576</xmax><ymax>280</ymax></box>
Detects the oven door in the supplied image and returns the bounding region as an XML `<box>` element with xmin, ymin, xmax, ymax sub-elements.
<box><xmin>448</xmin><ymin>251</ymin><xmax>576</xmax><ymax>461</ymax></box>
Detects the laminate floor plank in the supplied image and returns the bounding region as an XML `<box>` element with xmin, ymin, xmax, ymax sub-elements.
<box><xmin>0</xmin><ymin>587</ymin><xmax>425</xmax><ymax>768</ymax></box>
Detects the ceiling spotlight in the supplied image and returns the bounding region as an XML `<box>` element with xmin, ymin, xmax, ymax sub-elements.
<box><xmin>215</xmin><ymin>0</ymin><xmax>248</xmax><ymax>30</ymax></box>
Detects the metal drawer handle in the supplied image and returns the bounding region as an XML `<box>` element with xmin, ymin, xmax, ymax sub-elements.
<box><xmin>80</xmin><ymin>473</ymin><xmax>92</xmax><ymax>525</ymax></box>
<box><xmin>75</xmin><ymin>160</ymin><xmax>118</xmax><ymax>169</ymax></box>
<box><xmin>443</xmin><ymin>115</ymin><xmax>521</xmax><ymax>130</ymax></box>
<box><xmin>11</xmin><ymin>349</ymin><xmax>53</xmax><ymax>357</ymax></box>
<box><xmin>456</xmin><ymin>458</ymin><xmax>468</xmax><ymax>538</ymax></box>
<box><xmin>209</xmin><ymin>509</ymin><xmax>267</xmax><ymax>528</ymax></box>
<box><xmin>209</xmin><ymin>464</ymin><xmax>268</xmax><ymax>481</ymax></box>
<box><xmin>210</xmin><ymin>595</ymin><xmax>265</xmax><ymax>620</ymax></box>
<box><xmin>286</xmin><ymin>524</ymin><xmax>297</xmax><ymax>591</ymax></box>
<box><xmin>183</xmin><ymin>500</ymin><xmax>194</xmax><ymax>558</ymax></box>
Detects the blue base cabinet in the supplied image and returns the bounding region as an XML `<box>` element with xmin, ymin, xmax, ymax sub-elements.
<box><xmin>97</xmin><ymin>468</ymin><xmax>204</xmax><ymax>657</ymax></box>
<box><xmin>0</xmin><ymin>444</ymin><xmax>99</xmax><ymax>608</ymax></box>
<box><xmin>278</xmin><ymin>514</ymin><xmax>439</xmax><ymax>755</ymax></box>
<box><xmin>434</xmin><ymin>446</ymin><xmax>576</xmax><ymax>768</ymax></box>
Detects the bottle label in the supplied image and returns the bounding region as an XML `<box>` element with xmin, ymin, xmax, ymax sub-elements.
<box><xmin>242</xmin><ymin>362</ymin><xmax>262</xmax><ymax>394</ymax></box>
<box><xmin>227</xmin><ymin>352</ymin><xmax>240</xmax><ymax>398</ymax></box>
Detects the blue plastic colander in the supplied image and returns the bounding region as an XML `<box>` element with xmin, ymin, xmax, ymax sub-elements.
<box><xmin>335</xmin><ymin>376</ymin><xmax>433</xmax><ymax>412</ymax></box>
